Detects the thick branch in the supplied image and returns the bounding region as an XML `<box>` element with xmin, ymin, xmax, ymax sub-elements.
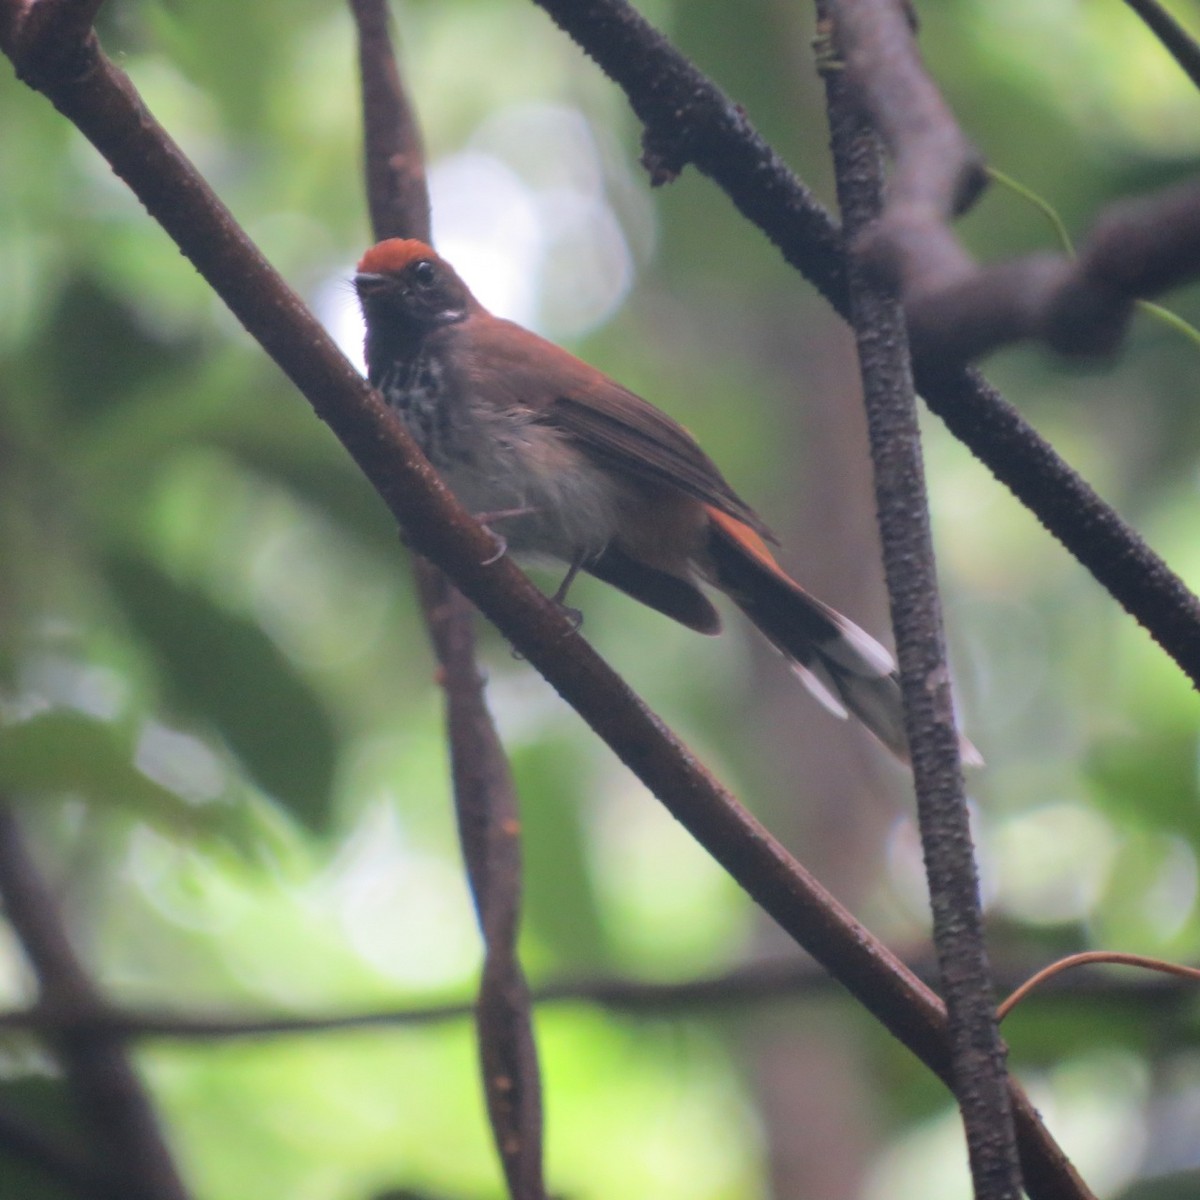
<box><xmin>904</xmin><ymin>179</ymin><xmax>1200</xmax><ymax>359</ymax></box>
<box><xmin>829</xmin><ymin>0</ymin><xmax>986</xmax><ymax>293</ymax></box>
<box><xmin>828</xmin><ymin>0</ymin><xmax>1200</xmax><ymax>362</ymax></box>
<box><xmin>822</xmin><ymin>48</ymin><xmax>1021</xmax><ymax>1200</ymax></box>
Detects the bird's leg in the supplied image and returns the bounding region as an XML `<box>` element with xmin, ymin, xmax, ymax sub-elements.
<box><xmin>550</xmin><ymin>556</ymin><xmax>586</xmax><ymax>631</ymax></box>
<box><xmin>473</xmin><ymin>506</ymin><xmax>536</xmax><ymax>566</ymax></box>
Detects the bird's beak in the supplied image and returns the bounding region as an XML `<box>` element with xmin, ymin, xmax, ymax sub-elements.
<box><xmin>353</xmin><ymin>271</ymin><xmax>390</xmax><ymax>296</ymax></box>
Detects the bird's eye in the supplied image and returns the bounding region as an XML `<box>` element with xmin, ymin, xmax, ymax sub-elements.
<box><xmin>412</xmin><ymin>260</ymin><xmax>436</xmax><ymax>286</ymax></box>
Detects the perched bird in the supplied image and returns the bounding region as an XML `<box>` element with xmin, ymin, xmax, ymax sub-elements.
<box><xmin>355</xmin><ymin>238</ymin><xmax>953</xmax><ymax>762</ymax></box>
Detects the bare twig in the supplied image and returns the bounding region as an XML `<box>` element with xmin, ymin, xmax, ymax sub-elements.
<box><xmin>0</xmin><ymin>806</ymin><xmax>190</xmax><ymax>1200</ymax></box>
<box><xmin>820</xmin><ymin>30</ymin><xmax>1022</xmax><ymax>1200</ymax></box>
<box><xmin>0</xmin><ymin>952</ymin><xmax>1195</xmax><ymax>1041</ymax></box>
<box><xmin>349</xmin><ymin>4</ymin><xmax>544</xmax><ymax>1195</ymax></box>
<box><xmin>350</xmin><ymin>0</ymin><xmax>431</xmax><ymax>244</ymax></box>
<box><xmin>1124</xmin><ymin>0</ymin><xmax>1200</xmax><ymax>90</ymax></box>
<box><xmin>0</xmin><ymin>9</ymin><xmax>1088</xmax><ymax>1198</ymax></box>
<box><xmin>998</xmin><ymin>951</ymin><xmax>1200</xmax><ymax>1022</ymax></box>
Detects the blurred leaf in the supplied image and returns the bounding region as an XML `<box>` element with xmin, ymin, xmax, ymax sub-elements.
<box><xmin>1116</xmin><ymin>1171</ymin><xmax>1200</xmax><ymax>1200</ymax></box>
<box><xmin>103</xmin><ymin>551</ymin><xmax>338</xmax><ymax>833</ymax></box>
<box><xmin>38</xmin><ymin>276</ymin><xmax>204</xmax><ymax>424</ymax></box>
<box><xmin>0</xmin><ymin>1077</ymin><xmax>90</xmax><ymax>1200</ymax></box>
<box><xmin>513</xmin><ymin>741</ymin><xmax>611</xmax><ymax>970</ymax></box>
<box><xmin>0</xmin><ymin>709</ymin><xmax>214</xmax><ymax>832</ymax></box>
<box><xmin>1088</xmin><ymin>732</ymin><xmax>1200</xmax><ymax>836</ymax></box>
<box><xmin>218</xmin><ymin>432</ymin><xmax>405</xmax><ymax>559</ymax></box>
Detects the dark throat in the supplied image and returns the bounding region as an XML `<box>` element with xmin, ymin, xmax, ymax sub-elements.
<box><xmin>371</xmin><ymin>339</ymin><xmax>459</xmax><ymax>466</ymax></box>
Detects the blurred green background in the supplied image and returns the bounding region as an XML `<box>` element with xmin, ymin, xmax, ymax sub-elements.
<box><xmin>2</xmin><ymin>0</ymin><xmax>1199</xmax><ymax>1197</ymax></box>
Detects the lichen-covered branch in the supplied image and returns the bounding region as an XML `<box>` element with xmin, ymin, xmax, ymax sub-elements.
<box><xmin>821</xmin><ymin>33</ymin><xmax>1022</xmax><ymax>1198</ymax></box>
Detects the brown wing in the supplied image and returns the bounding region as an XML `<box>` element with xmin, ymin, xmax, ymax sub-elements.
<box><xmin>460</xmin><ymin>316</ymin><xmax>775</xmax><ymax>540</ymax></box>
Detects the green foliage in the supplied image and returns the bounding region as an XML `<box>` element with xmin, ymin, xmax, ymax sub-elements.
<box><xmin>103</xmin><ymin>551</ymin><xmax>339</xmax><ymax>832</ymax></box>
<box><xmin>2</xmin><ymin>0</ymin><xmax>1200</xmax><ymax>1197</ymax></box>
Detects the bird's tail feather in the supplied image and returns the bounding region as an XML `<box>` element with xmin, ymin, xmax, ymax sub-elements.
<box><xmin>705</xmin><ymin>507</ymin><xmax>979</xmax><ymax>765</ymax></box>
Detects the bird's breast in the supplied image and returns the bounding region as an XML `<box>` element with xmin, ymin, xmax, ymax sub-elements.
<box><xmin>377</xmin><ymin>350</ymin><xmax>624</xmax><ymax>563</ymax></box>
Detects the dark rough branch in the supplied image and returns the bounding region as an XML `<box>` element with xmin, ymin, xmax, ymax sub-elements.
<box><xmin>1124</xmin><ymin>0</ymin><xmax>1200</xmax><ymax>91</ymax></box>
<box><xmin>0</xmin><ymin>4</ymin><xmax>1092</xmax><ymax>1197</ymax></box>
<box><xmin>350</xmin><ymin>3</ymin><xmax>544</xmax><ymax>1195</ymax></box>
<box><xmin>822</xmin><ymin>45</ymin><xmax>1021</xmax><ymax>1200</ymax></box>
<box><xmin>829</xmin><ymin>0</ymin><xmax>1200</xmax><ymax>363</ymax></box>
<box><xmin>527</xmin><ymin>0</ymin><xmax>1200</xmax><ymax>692</ymax></box>
<box><xmin>904</xmin><ymin>178</ymin><xmax>1200</xmax><ymax>361</ymax></box>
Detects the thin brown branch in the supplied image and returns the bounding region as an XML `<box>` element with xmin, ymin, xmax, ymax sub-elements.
<box><xmin>1124</xmin><ymin>0</ymin><xmax>1200</xmax><ymax>91</ymax></box>
<box><xmin>1</xmin><ymin>12</ymin><xmax>1088</xmax><ymax>1199</ymax></box>
<box><xmin>0</xmin><ymin>806</ymin><xmax>190</xmax><ymax>1200</ymax></box>
<box><xmin>350</xmin><ymin>4</ymin><xmax>544</xmax><ymax>1195</ymax></box>
<box><xmin>820</xmin><ymin>43</ymin><xmax>1021</xmax><ymax>1199</ymax></box>
<box><xmin>417</xmin><ymin>577</ymin><xmax>545</xmax><ymax>1200</ymax></box>
<box><xmin>998</xmin><ymin>951</ymin><xmax>1200</xmax><ymax>1022</ymax></box>
<box><xmin>350</xmin><ymin>0</ymin><xmax>430</xmax><ymax>244</ymax></box>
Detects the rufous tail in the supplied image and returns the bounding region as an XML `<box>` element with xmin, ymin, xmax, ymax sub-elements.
<box><xmin>706</xmin><ymin>508</ymin><xmax>980</xmax><ymax>765</ymax></box>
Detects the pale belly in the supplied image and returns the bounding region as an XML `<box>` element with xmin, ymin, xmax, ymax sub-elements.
<box><xmin>433</xmin><ymin>420</ymin><xmax>625</xmax><ymax>566</ymax></box>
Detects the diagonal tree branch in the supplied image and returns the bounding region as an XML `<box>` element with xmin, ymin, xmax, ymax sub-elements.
<box><xmin>1124</xmin><ymin>0</ymin><xmax>1200</xmax><ymax>90</ymax></box>
<box><xmin>0</xmin><ymin>6</ymin><xmax>1089</xmax><ymax>1197</ymax></box>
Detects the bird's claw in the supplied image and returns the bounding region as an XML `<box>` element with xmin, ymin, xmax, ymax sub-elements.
<box><xmin>474</xmin><ymin>507</ymin><xmax>535</xmax><ymax>566</ymax></box>
<box><xmin>480</xmin><ymin>529</ymin><xmax>507</xmax><ymax>566</ymax></box>
<box><xmin>557</xmin><ymin>603</ymin><xmax>584</xmax><ymax>634</ymax></box>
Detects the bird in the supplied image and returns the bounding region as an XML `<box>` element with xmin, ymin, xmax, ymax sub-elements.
<box><xmin>355</xmin><ymin>237</ymin><xmax>970</xmax><ymax>763</ymax></box>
